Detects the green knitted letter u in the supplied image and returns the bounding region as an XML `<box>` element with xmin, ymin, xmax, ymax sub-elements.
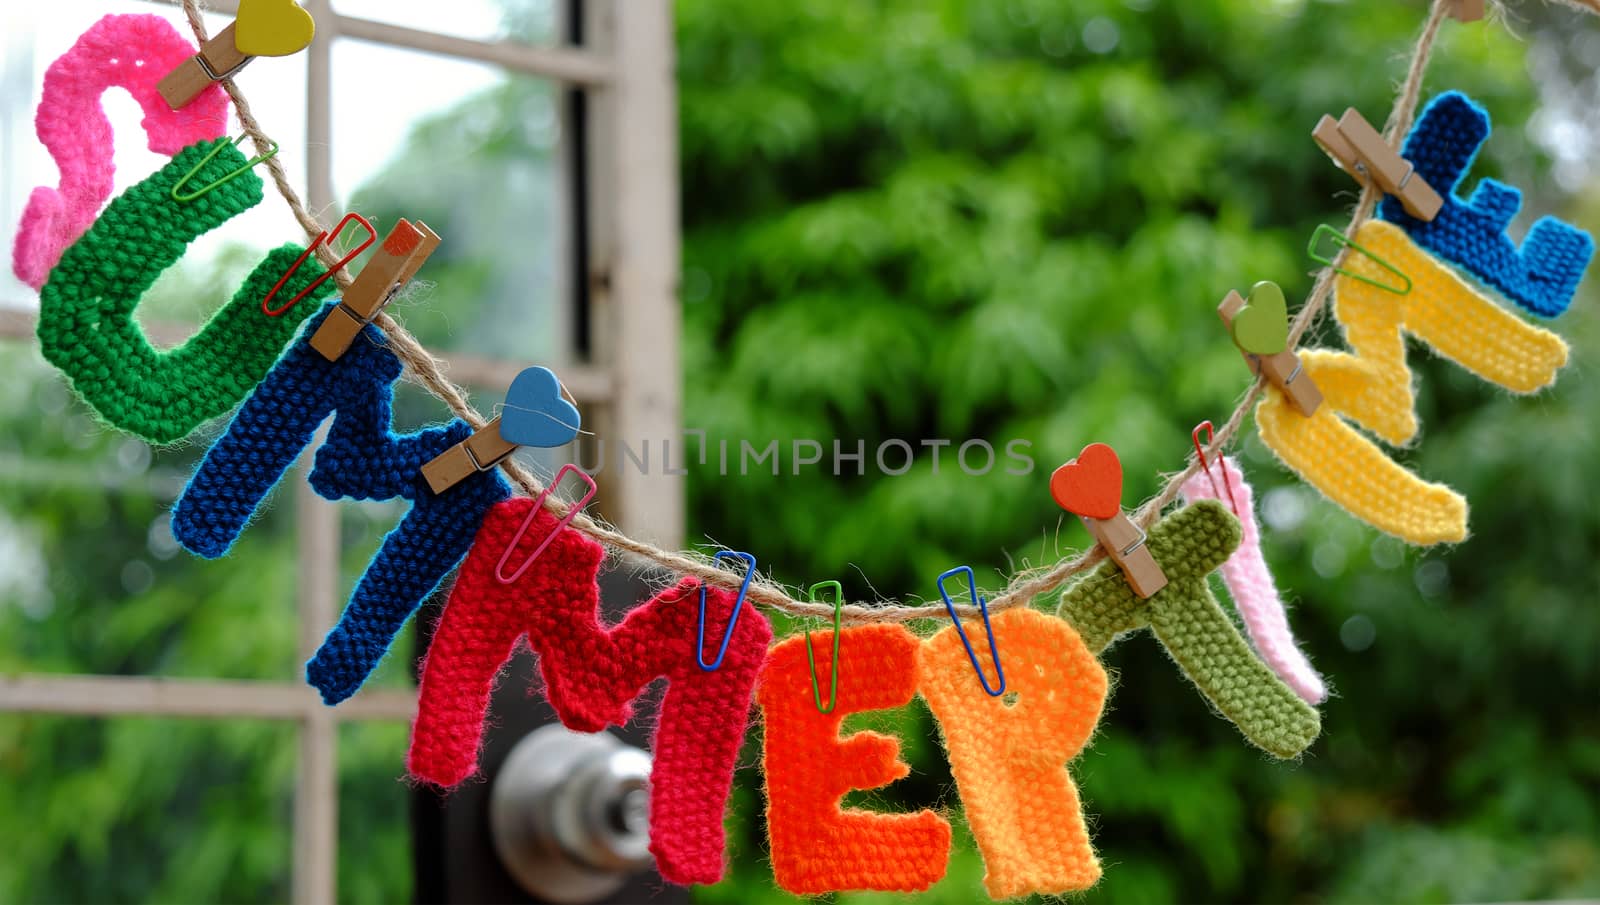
<box><xmin>36</xmin><ymin>137</ymin><xmax>335</xmax><ymax>445</ymax></box>
<box><xmin>1059</xmin><ymin>501</ymin><xmax>1322</xmax><ymax>759</ymax></box>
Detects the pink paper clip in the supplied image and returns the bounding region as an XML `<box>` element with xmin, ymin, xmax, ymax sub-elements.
<box><xmin>1192</xmin><ymin>421</ymin><xmax>1240</xmax><ymax>518</ymax></box>
<box><xmin>495</xmin><ymin>463</ymin><xmax>597</xmax><ymax>584</ymax></box>
<box><xmin>261</xmin><ymin>212</ymin><xmax>377</xmax><ymax>317</ymax></box>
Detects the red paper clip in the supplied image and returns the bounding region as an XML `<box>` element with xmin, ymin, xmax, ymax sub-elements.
<box><xmin>1192</xmin><ymin>421</ymin><xmax>1240</xmax><ymax>518</ymax></box>
<box><xmin>261</xmin><ymin>212</ymin><xmax>377</xmax><ymax>317</ymax></box>
<box><xmin>495</xmin><ymin>464</ymin><xmax>597</xmax><ymax>585</ymax></box>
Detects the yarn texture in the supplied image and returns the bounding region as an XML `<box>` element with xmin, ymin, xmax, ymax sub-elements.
<box><xmin>172</xmin><ymin>303</ymin><xmax>509</xmax><ymax>703</ymax></box>
<box><xmin>758</xmin><ymin>624</ymin><xmax>951</xmax><ymax>895</ymax></box>
<box><xmin>37</xmin><ymin>138</ymin><xmax>333</xmax><ymax>444</ymax></box>
<box><xmin>1179</xmin><ymin>456</ymin><xmax>1327</xmax><ymax>704</ymax></box>
<box><xmin>408</xmin><ymin>500</ymin><xmax>771</xmax><ymax>886</ymax></box>
<box><xmin>919</xmin><ymin>608</ymin><xmax>1107</xmax><ymax>899</ymax></box>
<box><xmin>12</xmin><ymin>14</ymin><xmax>227</xmax><ymax>288</ymax></box>
<box><xmin>1380</xmin><ymin>91</ymin><xmax>1593</xmax><ymax>318</ymax></box>
<box><xmin>1059</xmin><ymin>501</ymin><xmax>1321</xmax><ymax>759</ymax></box>
<box><xmin>1258</xmin><ymin>220</ymin><xmax>1567</xmax><ymax>545</ymax></box>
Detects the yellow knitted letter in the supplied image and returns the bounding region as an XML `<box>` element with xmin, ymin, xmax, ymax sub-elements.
<box><xmin>1258</xmin><ymin>220</ymin><xmax>1568</xmax><ymax>545</ymax></box>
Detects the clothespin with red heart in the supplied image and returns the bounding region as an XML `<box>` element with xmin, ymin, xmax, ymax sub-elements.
<box><xmin>159</xmin><ymin>0</ymin><xmax>316</xmax><ymax>110</ymax></box>
<box><xmin>1051</xmin><ymin>442</ymin><xmax>1168</xmax><ymax>599</ymax></box>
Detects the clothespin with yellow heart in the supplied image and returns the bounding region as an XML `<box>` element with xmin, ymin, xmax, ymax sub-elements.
<box><xmin>159</xmin><ymin>0</ymin><xmax>316</xmax><ymax>110</ymax></box>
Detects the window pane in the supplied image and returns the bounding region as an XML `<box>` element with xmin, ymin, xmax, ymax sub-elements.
<box><xmin>333</xmin><ymin>0</ymin><xmax>559</xmax><ymax>47</ymax></box>
<box><xmin>332</xmin><ymin>41</ymin><xmax>567</xmax><ymax>365</ymax></box>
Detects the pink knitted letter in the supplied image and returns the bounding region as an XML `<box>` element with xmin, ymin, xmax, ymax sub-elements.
<box><xmin>1180</xmin><ymin>456</ymin><xmax>1327</xmax><ymax>704</ymax></box>
<box><xmin>12</xmin><ymin>14</ymin><xmax>227</xmax><ymax>288</ymax></box>
<box><xmin>409</xmin><ymin>499</ymin><xmax>772</xmax><ymax>886</ymax></box>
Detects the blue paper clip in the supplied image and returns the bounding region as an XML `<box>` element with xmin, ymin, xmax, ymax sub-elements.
<box><xmin>697</xmin><ymin>551</ymin><xmax>756</xmax><ymax>672</ymax></box>
<box><xmin>936</xmin><ymin>566</ymin><xmax>1006</xmax><ymax>696</ymax></box>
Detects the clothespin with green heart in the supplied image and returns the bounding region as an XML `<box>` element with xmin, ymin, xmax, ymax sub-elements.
<box><xmin>159</xmin><ymin>0</ymin><xmax>316</xmax><ymax>110</ymax></box>
<box><xmin>1217</xmin><ymin>281</ymin><xmax>1323</xmax><ymax>416</ymax></box>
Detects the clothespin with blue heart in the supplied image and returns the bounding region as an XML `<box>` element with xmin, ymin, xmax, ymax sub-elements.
<box><xmin>421</xmin><ymin>366</ymin><xmax>582</xmax><ymax>494</ymax></box>
<box><xmin>1378</xmin><ymin>90</ymin><xmax>1594</xmax><ymax>318</ymax></box>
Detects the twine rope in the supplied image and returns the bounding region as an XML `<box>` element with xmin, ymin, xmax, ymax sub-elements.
<box><xmin>176</xmin><ymin>0</ymin><xmax>1558</xmax><ymax>623</ymax></box>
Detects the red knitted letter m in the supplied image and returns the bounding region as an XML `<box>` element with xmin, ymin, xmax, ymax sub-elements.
<box><xmin>408</xmin><ymin>497</ymin><xmax>772</xmax><ymax>885</ymax></box>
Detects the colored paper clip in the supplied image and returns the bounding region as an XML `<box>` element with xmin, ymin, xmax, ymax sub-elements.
<box><xmin>1308</xmin><ymin>223</ymin><xmax>1412</xmax><ymax>295</ymax></box>
<box><xmin>171</xmin><ymin>134</ymin><xmax>280</xmax><ymax>203</ymax></box>
<box><xmin>260</xmin><ymin>212</ymin><xmax>377</xmax><ymax>317</ymax></box>
<box><xmin>495</xmin><ymin>464</ymin><xmax>597</xmax><ymax>585</ymax></box>
<box><xmin>1192</xmin><ymin>421</ymin><xmax>1240</xmax><ymax>518</ymax></box>
<box><xmin>936</xmin><ymin>566</ymin><xmax>1006</xmax><ymax>696</ymax></box>
<box><xmin>698</xmin><ymin>551</ymin><xmax>756</xmax><ymax>672</ymax></box>
<box><xmin>803</xmin><ymin>580</ymin><xmax>843</xmax><ymax>714</ymax></box>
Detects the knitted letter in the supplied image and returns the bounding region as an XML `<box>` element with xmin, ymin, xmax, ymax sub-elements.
<box><xmin>1179</xmin><ymin>456</ymin><xmax>1326</xmax><ymax>704</ymax></box>
<box><xmin>13</xmin><ymin>14</ymin><xmax>227</xmax><ymax>288</ymax></box>
<box><xmin>1059</xmin><ymin>501</ymin><xmax>1321</xmax><ymax>759</ymax></box>
<box><xmin>1380</xmin><ymin>91</ymin><xmax>1593</xmax><ymax>318</ymax></box>
<box><xmin>37</xmin><ymin>138</ymin><xmax>334</xmax><ymax>444</ymax></box>
<box><xmin>1258</xmin><ymin>220</ymin><xmax>1568</xmax><ymax>545</ymax></box>
<box><xmin>918</xmin><ymin>608</ymin><xmax>1106</xmax><ymax>898</ymax></box>
<box><xmin>758</xmin><ymin>624</ymin><xmax>951</xmax><ymax>894</ymax></box>
<box><xmin>409</xmin><ymin>500</ymin><xmax>771</xmax><ymax>886</ymax></box>
<box><xmin>172</xmin><ymin>304</ymin><xmax>509</xmax><ymax>703</ymax></box>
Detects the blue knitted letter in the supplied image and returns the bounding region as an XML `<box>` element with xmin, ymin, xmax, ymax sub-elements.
<box><xmin>173</xmin><ymin>303</ymin><xmax>510</xmax><ymax>704</ymax></box>
<box><xmin>1380</xmin><ymin>91</ymin><xmax>1593</xmax><ymax>318</ymax></box>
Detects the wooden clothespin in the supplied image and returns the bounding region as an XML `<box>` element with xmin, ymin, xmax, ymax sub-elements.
<box><xmin>1449</xmin><ymin>0</ymin><xmax>1485</xmax><ymax>22</ymax></box>
<box><xmin>308</xmin><ymin>219</ymin><xmax>441</xmax><ymax>361</ymax></box>
<box><xmin>158</xmin><ymin>1</ymin><xmax>316</xmax><ymax>110</ymax></box>
<box><xmin>1312</xmin><ymin>107</ymin><xmax>1442</xmax><ymax>222</ymax></box>
<box><xmin>1217</xmin><ymin>283</ymin><xmax>1322</xmax><ymax>417</ymax></box>
<box><xmin>422</xmin><ymin>367</ymin><xmax>583</xmax><ymax>494</ymax></box>
<box><xmin>1050</xmin><ymin>443</ymin><xmax>1168</xmax><ymax>599</ymax></box>
<box><xmin>421</xmin><ymin>417</ymin><xmax>519</xmax><ymax>495</ymax></box>
<box><xmin>158</xmin><ymin>24</ymin><xmax>251</xmax><ymax>110</ymax></box>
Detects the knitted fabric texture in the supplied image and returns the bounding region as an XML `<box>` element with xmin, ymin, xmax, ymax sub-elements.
<box><xmin>1380</xmin><ymin>91</ymin><xmax>1593</xmax><ymax>318</ymax></box>
<box><xmin>1059</xmin><ymin>501</ymin><xmax>1321</xmax><ymax>759</ymax></box>
<box><xmin>12</xmin><ymin>14</ymin><xmax>227</xmax><ymax>288</ymax></box>
<box><xmin>757</xmin><ymin>624</ymin><xmax>951</xmax><ymax>895</ymax></box>
<box><xmin>172</xmin><ymin>303</ymin><xmax>509</xmax><ymax>704</ymax></box>
<box><xmin>1258</xmin><ymin>220</ymin><xmax>1568</xmax><ymax>545</ymax></box>
<box><xmin>918</xmin><ymin>608</ymin><xmax>1106</xmax><ymax>899</ymax></box>
<box><xmin>36</xmin><ymin>138</ymin><xmax>333</xmax><ymax>445</ymax></box>
<box><xmin>1179</xmin><ymin>456</ymin><xmax>1327</xmax><ymax>705</ymax></box>
<box><xmin>408</xmin><ymin>499</ymin><xmax>772</xmax><ymax>886</ymax></box>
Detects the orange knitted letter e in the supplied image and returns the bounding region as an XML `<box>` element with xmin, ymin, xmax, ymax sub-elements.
<box><xmin>757</xmin><ymin>623</ymin><xmax>951</xmax><ymax>894</ymax></box>
<box><xmin>919</xmin><ymin>608</ymin><xmax>1108</xmax><ymax>898</ymax></box>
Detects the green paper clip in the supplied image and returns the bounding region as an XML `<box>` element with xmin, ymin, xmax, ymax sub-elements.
<box><xmin>1308</xmin><ymin>223</ymin><xmax>1412</xmax><ymax>295</ymax></box>
<box><xmin>172</xmin><ymin>134</ymin><xmax>281</xmax><ymax>203</ymax></box>
<box><xmin>804</xmin><ymin>580</ymin><xmax>843</xmax><ymax>714</ymax></box>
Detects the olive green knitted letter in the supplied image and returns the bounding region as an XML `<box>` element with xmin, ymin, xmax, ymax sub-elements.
<box><xmin>37</xmin><ymin>137</ymin><xmax>335</xmax><ymax>444</ymax></box>
<box><xmin>1059</xmin><ymin>501</ymin><xmax>1321</xmax><ymax>759</ymax></box>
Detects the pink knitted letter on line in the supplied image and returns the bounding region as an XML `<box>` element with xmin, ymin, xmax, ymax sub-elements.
<box><xmin>1179</xmin><ymin>456</ymin><xmax>1327</xmax><ymax>704</ymax></box>
<box><xmin>12</xmin><ymin>14</ymin><xmax>227</xmax><ymax>289</ymax></box>
<box><xmin>408</xmin><ymin>498</ymin><xmax>773</xmax><ymax>886</ymax></box>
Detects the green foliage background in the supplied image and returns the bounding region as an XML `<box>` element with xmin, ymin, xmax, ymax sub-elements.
<box><xmin>1</xmin><ymin>0</ymin><xmax>1597</xmax><ymax>902</ymax></box>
